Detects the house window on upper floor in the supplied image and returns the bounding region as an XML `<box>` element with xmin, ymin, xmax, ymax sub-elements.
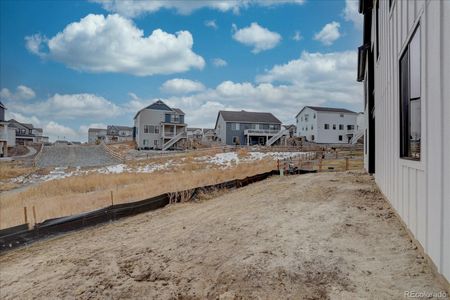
<box><xmin>347</xmin><ymin>125</ymin><xmax>355</xmax><ymax>130</ymax></box>
<box><xmin>304</xmin><ymin>114</ymin><xmax>309</xmax><ymax>122</ymax></box>
<box><xmin>339</xmin><ymin>124</ymin><xmax>344</xmax><ymax>130</ymax></box>
<box><xmin>333</xmin><ymin>124</ymin><xmax>336</xmax><ymax>130</ymax></box>
<box><xmin>231</xmin><ymin>123</ymin><xmax>240</xmax><ymax>131</ymax></box>
<box><xmin>324</xmin><ymin>124</ymin><xmax>329</xmax><ymax>130</ymax></box>
<box><xmin>301</xmin><ymin>117</ymin><xmax>303</xmax><ymax>122</ymax></box>
<box><xmin>155</xmin><ymin>126</ymin><xmax>160</xmax><ymax>134</ymax></box>
<box><xmin>340</xmin><ymin>114</ymin><xmax>344</xmax><ymax>118</ymax></box>
<box><xmin>400</xmin><ymin>25</ymin><xmax>421</xmax><ymax>160</ymax></box>
<box><xmin>313</xmin><ymin>113</ymin><xmax>316</xmax><ymax>119</ymax></box>
<box><xmin>311</xmin><ymin>125</ymin><xmax>314</xmax><ymax>130</ymax></box>
<box><xmin>338</xmin><ymin>135</ymin><xmax>343</xmax><ymax>141</ymax></box>
<box><xmin>389</xmin><ymin>0</ymin><xmax>393</xmax><ymax>10</ymax></box>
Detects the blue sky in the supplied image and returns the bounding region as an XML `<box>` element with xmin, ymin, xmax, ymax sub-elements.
<box><xmin>0</xmin><ymin>0</ymin><xmax>363</xmax><ymax>141</ymax></box>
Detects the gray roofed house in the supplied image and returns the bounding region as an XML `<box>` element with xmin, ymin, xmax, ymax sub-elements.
<box><xmin>214</xmin><ymin>110</ymin><xmax>286</xmax><ymax>146</ymax></box>
<box><xmin>295</xmin><ymin>106</ymin><xmax>358</xmax><ymax>144</ymax></box>
<box><xmin>134</xmin><ymin>100</ymin><xmax>187</xmax><ymax>150</ymax></box>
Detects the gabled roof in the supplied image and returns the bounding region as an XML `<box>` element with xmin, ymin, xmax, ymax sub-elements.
<box><xmin>7</xmin><ymin>119</ymin><xmax>34</xmax><ymax>130</ymax></box>
<box><xmin>134</xmin><ymin>100</ymin><xmax>185</xmax><ymax>119</ymax></box>
<box><xmin>296</xmin><ymin>106</ymin><xmax>357</xmax><ymax>118</ymax></box>
<box><xmin>88</xmin><ymin>128</ymin><xmax>106</xmax><ymax>133</ymax></box>
<box><xmin>0</xmin><ymin>101</ymin><xmax>5</xmax><ymax>109</ymax></box>
<box><xmin>216</xmin><ymin>110</ymin><xmax>281</xmax><ymax>126</ymax></box>
<box><xmin>107</xmin><ymin>125</ymin><xmax>133</xmax><ymax>131</ymax></box>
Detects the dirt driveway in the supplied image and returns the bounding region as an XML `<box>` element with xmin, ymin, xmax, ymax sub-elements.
<box><xmin>0</xmin><ymin>171</ymin><xmax>448</xmax><ymax>299</ymax></box>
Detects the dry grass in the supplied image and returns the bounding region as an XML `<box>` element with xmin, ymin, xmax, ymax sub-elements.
<box><xmin>0</xmin><ymin>159</ymin><xmax>276</xmax><ymax>229</ymax></box>
<box><xmin>0</xmin><ymin>162</ymin><xmax>36</xmax><ymax>180</ymax></box>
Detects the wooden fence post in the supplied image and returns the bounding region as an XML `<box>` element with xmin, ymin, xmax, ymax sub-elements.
<box><xmin>23</xmin><ymin>207</ymin><xmax>28</xmax><ymax>224</ymax></box>
<box><xmin>110</xmin><ymin>191</ymin><xmax>114</xmax><ymax>206</ymax></box>
<box><xmin>319</xmin><ymin>158</ymin><xmax>322</xmax><ymax>172</ymax></box>
<box><xmin>32</xmin><ymin>206</ymin><xmax>37</xmax><ymax>225</ymax></box>
<box><xmin>345</xmin><ymin>157</ymin><xmax>349</xmax><ymax>171</ymax></box>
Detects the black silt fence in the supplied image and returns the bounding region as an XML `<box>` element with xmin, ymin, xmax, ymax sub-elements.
<box><xmin>1</xmin><ymin>169</ymin><xmax>294</xmax><ymax>253</ymax></box>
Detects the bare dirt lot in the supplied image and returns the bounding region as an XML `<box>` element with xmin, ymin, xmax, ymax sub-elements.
<box><xmin>0</xmin><ymin>171</ymin><xmax>448</xmax><ymax>299</ymax></box>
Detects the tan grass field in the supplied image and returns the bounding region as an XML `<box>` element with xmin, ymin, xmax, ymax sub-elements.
<box><xmin>0</xmin><ymin>159</ymin><xmax>277</xmax><ymax>229</ymax></box>
<box><xmin>0</xmin><ymin>149</ymin><xmax>364</xmax><ymax>230</ymax></box>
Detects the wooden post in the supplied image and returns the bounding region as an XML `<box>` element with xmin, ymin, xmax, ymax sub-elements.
<box><xmin>32</xmin><ymin>206</ymin><xmax>37</xmax><ymax>225</ymax></box>
<box><xmin>345</xmin><ymin>157</ymin><xmax>349</xmax><ymax>171</ymax></box>
<box><xmin>110</xmin><ymin>191</ymin><xmax>114</xmax><ymax>206</ymax></box>
<box><xmin>23</xmin><ymin>207</ymin><xmax>28</xmax><ymax>224</ymax></box>
<box><xmin>319</xmin><ymin>158</ymin><xmax>322</xmax><ymax>172</ymax></box>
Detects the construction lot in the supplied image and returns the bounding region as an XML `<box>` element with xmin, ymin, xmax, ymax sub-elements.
<box><xmin>1</xmin><ymin>171</ymin><xmax>448</xmax><ymax>299</ymax></box>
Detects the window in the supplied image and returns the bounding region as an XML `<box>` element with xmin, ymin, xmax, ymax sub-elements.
<box><xmin>313</xmin><ymin>113</ymin><xmax>316</xmax><ymax>119</ymax></box>
<box><xmin>400</xmin><ymin>25</ymin><xmax>421</xmax><ymax>160</ymax></box>
<box><xmin>232</xmin><ymin>136</ymin><xmax>240</xmax><ymax>145</ymax></box>
<box><xmin>347</xmin><ymin>125</ymin><xmax>355</xmax><ymax>130</ymax></box>
<box><xmin>340</xmin><ymin>114</ymin><xmax>344</xmax><ymax>118</ymax></box>
<box><xmin>305</xmin><ymin>114</ymin><xmax>309</xmax><ymax>122</ymax></box>
<box><xmin>339</xmin><ymin>124</ymin><xmax>344</xmax><ymax>130</ymax></box>
<box><xmin>376</xmin><ymin>0</ymin><xmax>380</xmax><ymax>59</ymax></box>
<box><xmin>333</xmin><ymin>124</ymin><xmax>336</xmax><ymax>130</ymax></box>
<box><xmin>311</xmin><ymin>125</ymin><xmax>314</xmax><ymax>130</ymax></box>
<box><xmin>143</xmin><ymin>139</ymin><xmax>148</xmax><ymax>146</ymax></box>
<box><xmin>311</xmin><ymin>135</ymin><xmax>315</xmax><ymax>141</ymax></box>
<box><xmin>144</xmin><ymin>125</ymin><xmax>149</xmax><ymax>133</ymax></box>
<box><xmin>389</xmin><ymin>0</ymin><xmax>393</xmax><ymax>10</ymax></box>
<box><xmin>301</xmin><ymin>117</ymin><xmax>303</xmax><ymax>122</ymax></box>
<box><xmin>231</xmin><ymin>123</ymin><xmax>240</xmax><ymax>131</ymax></box>
<box><xmin>338</xmin><ymin>135</ymin><xmax>343</xmax><ymax>141</ymax></box>
<box><xmin>324</xmin><ymin>124</ymin><xmax>329</xmax><ymax>130</ymax></box>
<box><xmin>155</xmin><ymin>126</ymin><xmax>160</xmax><ymax>134</ymax></box>
<box><xmin>154</xmin><ymin>140</ymin><xmax>158</xmax><ymax>146</ymax></box>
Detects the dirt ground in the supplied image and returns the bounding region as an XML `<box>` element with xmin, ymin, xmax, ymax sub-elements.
<box><xmin>0</xmin><ymin>171</ymin><xmax>448</xmax><ymax>299</ymax></box>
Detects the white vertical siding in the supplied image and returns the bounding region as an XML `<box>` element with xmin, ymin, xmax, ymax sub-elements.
<box><xmin>370</xmin><ymin>0</ymin><xmax>449</xmax><ymax>282</ymax></box>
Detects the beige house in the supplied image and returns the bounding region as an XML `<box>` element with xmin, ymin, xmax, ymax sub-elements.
<box><xmin>0</xmin><ymin>101</ymin><xmax>16</xmax><ymax>157</ymax></box>
<box><xmin>134</xmin><ymin>100</ymin><xmax>187</xmax><ymax>150</ymax></box>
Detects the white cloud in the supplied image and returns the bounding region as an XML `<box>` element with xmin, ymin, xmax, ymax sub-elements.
<box><xmin>7</xmin><ymin>93</ymin><xmax>121</xmax><ymax>120</ymax></box>
<box><xmin>314</xmin><ymin>21</ymin><xmax>341</xmax><ymax>46</ymax></box>
<box><xmin>343</xmin><ymin>0</ymin><xmax>363</xmax><ymax>29</ymax></box>
<box><xmin>161</xmin><ymin>78</ymin><xmax>205</xmax><ymax>94</ymax></box>
<box><xmin>292</xmin><ymin>30</ymin><xmax>303</xmax><ymax>41</ymax></box>
<box><xmin>232</xmin><ymin>22</ymin><xmax>282</xmax><ymax>53</ymax></box>
<box><xmin>0</xmin><ymin>85</ymin><xmax>36</xmax><ymax>101</ymax></box>
<box><xmin>204</xmin><ymin>19</ymin><xmax>218</xmax><ymax>30</ymax></box>
<box><xmin>212</xmin><ymin>58</ymin><xmax>227</xmax><ymax>67</ymax></box>
<box><xmin>25</xmin><ymin>14</ymin><xmax>205</xmax><ymax>76</ymax></box>
<box><xmin>93</xmin><ymin>0</ymin><xmax>305</xmax><ymax>18</ymax></box>
<box><xmin>144</xmin><ymin>51</ymin><xmax>363</xmax><ymax>127</ymax></box>
<box><xmin>44</xmin><ymin>121</ymin><xmax>80</xmax><ymax>141</ymax></box>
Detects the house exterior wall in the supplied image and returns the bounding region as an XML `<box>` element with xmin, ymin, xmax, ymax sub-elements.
<box><xmin>296</xmin><ymin>107</ymin><xmax>357</xmax><ymax>144</ymax></box>
<box><xmin>365</xmin><ymin>0</ymin><xmax>449</xmax><ymax>281</ymax></box>
<box><xmin>134</xmin><ymin>108</ymin><xmax>186</xmax><ymax>149</ymax></box>
<box><xmin>296</xmin><ymin>107</ymin><xmax>318</xmax><ymax>141</ymax></box>
<box><xmin>134</xmin><ymin>109</ymin><xmax>164</xmax><ymax>149</ymax></box>
<box><xmin>88</xmin><ymin>130</ymin><xmax>107</xmax><ymax>144</ymax></box>
<box><xmin>215</xmin><ymin>114</ymin><xmax>227</xmax><ymax>144</ymax></box>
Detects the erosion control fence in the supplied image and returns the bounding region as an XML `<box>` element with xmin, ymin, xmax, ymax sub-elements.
<box><xmin>1</xmin><ymin>169</ymin><xmax>304</xmax><ymax>252</ymax></box>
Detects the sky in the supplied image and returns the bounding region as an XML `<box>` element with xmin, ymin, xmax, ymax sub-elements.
<box><xmin>0</xmin><ymin>0</ymin><xmax>363</xmax><ymax>142</ymax></box>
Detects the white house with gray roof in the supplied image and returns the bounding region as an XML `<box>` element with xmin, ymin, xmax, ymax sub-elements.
<box><xmin>134</xmin><ymin>100</ymin><xmax>187</xmax><ymax>150</ymax></box>
<box><xmin>214</xmin><ymin>110</ymin><xmax>287</xmax><ymax>146</ymax></box>
<box><xmin>295</xmin><ymin>106</ymin><xmax>358</xmax><ymax>144</ymax></box>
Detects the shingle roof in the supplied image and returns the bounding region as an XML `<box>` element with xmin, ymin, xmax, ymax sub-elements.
<box><xmin>296</xmin><ymin>106</ymin><xmax>357</xmax><ymax>118</ymax></box>
<box><xmin>88</xmin><ymin>128</ymin><xmax>106</xmax><ymax>132</ymax></box>
<box><xmin>107</xmin><ymin>125</ymin><xmax>133</xmax><ymax>131</ymax></box>
<box><xmin>134</xmin><ymin>100</ymin><xmax>185</xmax><ymax>119</ymax></box>
<box><xmin>304</xmin><ymin>106</ymin><xmax>357</xmax><ymax>114</ymax></box>
<box><xmin>218</xmin><ymin>110</ymin><xmax>282</xmax><ymax>124</ymax></box>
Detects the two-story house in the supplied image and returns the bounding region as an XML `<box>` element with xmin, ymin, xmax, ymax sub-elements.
<box><xmin>134</xmin><ymin>100</ymin><xmax>187</xmax><ymax>150</ymax></box>
<box><xmin>106</xmin><ymin>125</ymin><xmax>133</xmax><ymax>143</ymax></box>
<box><xmin>88</xmin><ymin>128</ymin><xmax>107</xmax><ymax>144</ymax></box>
<box><xmin>7</xmin><ymin>119</ymin><xmax>37</xmax><ymax>145</ymax></box>
<box><xmin>214</xmin><ymin>110</ymin><xmax>287</xmax><ymax>146</ymax></box>
<box><xmin>295</xmin><ymin>106</ymin><xmax>357</xmax><ymax>144</ymax></box>
<box><xmin>0</xmin><ymin>101</ymin><xmax>16</xmax><ymax>157</ymax></box>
